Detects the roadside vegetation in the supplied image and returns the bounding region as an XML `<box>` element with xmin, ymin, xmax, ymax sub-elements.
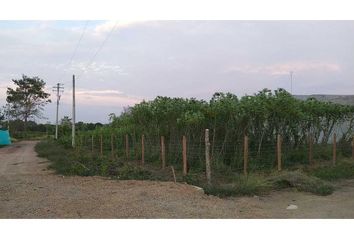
<box><xmin>306</xmin><ymin>160</ymin><xmax>354</xmax><ymax>181</ymax></box>
<box><xmin>35</xmin><ymin>140</ymin><xmax>164</xmax><ymax>180</ymax></box>
<box><xmin>63</xmin><ymin>88</ymin><xmax>354</xmax><ymax>174</ymax></box>
<box><xmin>33</xmin><ymin>88</ymin><xmax>354</xmax><ymax>198</ymax></box>
<box><xmin>35</xmin><ymin>139</ymin><xmax>354</xmax><ymax>198</ymax></box>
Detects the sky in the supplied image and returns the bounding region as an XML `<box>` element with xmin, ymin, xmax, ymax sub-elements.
<box><xmin>0</xmin><ymin>20</ymin><xmax>353</xmax><ymax>123</ymax></box>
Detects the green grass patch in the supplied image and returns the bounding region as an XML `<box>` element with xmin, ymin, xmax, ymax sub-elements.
<box><xmin>267</xmin><ymin>170</ymin><xmax>334</xmax><ymax>196</ymax></box>
<box><xmin>35</xmin><ymin>140</ymin><xmax>159</xmax><ymax>180</ymax></box>
<box><xmin>35</xmin><ymin>140</ymin><xmax>95</xmax><ymax>176</ymax></box>
<box><xmin>36</xmin><ymin>140</ymin><xmax>340</xmax><ymax>198</ymax></box>
<box><xmin>201</xmin><ymin>170</ymin><xmax>335</xmax><ymax>198</ymax></box>
<box><xmin>202</xmin><ymin>174</ymin><xmax>271</xmax><ymax>197</ymax></box>
<box><xmin>113</xmin><ymin>164</ymin><xmax>153</xmax><ymax>180</ymax></box>
<box><xmin>307</xmin><ymin>161</ymin><xmax>354</xmax><ymax>181</ymax></box>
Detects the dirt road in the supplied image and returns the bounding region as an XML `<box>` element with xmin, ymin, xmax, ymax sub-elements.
<box><xmin>1</xmin><ymin>141</ymin><xmax>354</xmax><ymax>218</ymax></box>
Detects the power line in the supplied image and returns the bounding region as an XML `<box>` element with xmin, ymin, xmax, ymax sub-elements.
<box><xmin>60</xmin><ymin>21</ymin><xmax>90</xmax><ymax>85</ymax></box>
<box><xmin>68</xmin><ymin>21</ymin><xmax>89</xmax><ymax>67</ymax></box>
<box><xmin>72</xmin><ymin>75</ymin><xmax>76</xmax><ymax>148</ymax></box>
<box><xmin>81</xmin><ymin>21</ymin><xmax>118</xmax><ymax>77</ymax></box>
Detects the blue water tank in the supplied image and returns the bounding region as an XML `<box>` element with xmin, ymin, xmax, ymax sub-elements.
<box><xmin>0</xmin><ymin>130</ymin><xmax>11</xmax><ymax>145</ymax></box>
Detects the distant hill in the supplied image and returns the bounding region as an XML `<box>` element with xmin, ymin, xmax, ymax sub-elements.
<box><xmin>294</xmin><ymin>95</ymin><xmax>354</xmax><ymax>106</ymax></box>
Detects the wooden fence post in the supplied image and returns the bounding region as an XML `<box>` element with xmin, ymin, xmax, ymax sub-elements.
<box><xmin>277</xmin><ymin>134</ymin><xmax>282</xmax><ymax>171</ymax></box>
<box><xmin>171</xmin><ymin>166</ymin><xmax>177</xmax><ymax>183</ymax></box>
<box><xmin>161</xmin><ymin>136</ymin><xmax>166</xmax><ymax>169</ymax></box>
<box><xmin>352</xmin><ymin>136</ymin><xmax>354</xmax><ymax>161</ymax></box>
<box><xmin>111</xmin><ymin>134</ymin><xmax>114</xmax><ymax>158</ymax></box>
<box><xmin>205</xmin><ymin>129</ymin><xmax>211</xmax><ymax>185</ymax></box>
<box><xmin>100</xmin><ymin>134</ymin><xmax>103</xmax><ymax>157</ymax></box>
<box><xmin>243</xmin><ymin>135</ymin><xmax>248</xmax><ymax>176</ymax></box>
<box><xmin>182</xmin><ymin>135</ymin><xmax>187</xmax><ymax>176</ymax></box>
<box><xmin>125</xmin><ymin>134</ymin><xmax>129</xmax><ymax>161</ymax></box>
<box><xmin>91</xmin><ymin>135</ymin><xmax>94</xmax><ymax>153</ymax></box>
<box><xmin>134</xmin><ymin>135</ymin><xmax>139</xmax><ymax>163</ymax></box>
<box><xmin>308</xmin><ymin>134</ymin><xmax>313</xmax><ymax>165</ymax></box>
<box><xmin>333</xmin><ymin>133</ymin><xmax>336</xmax><ymax>166</ymax></box>
<box><xmin>141</xmin><ymin>134</ymin><xmax>145</xmax><ymax>165</ymax></box>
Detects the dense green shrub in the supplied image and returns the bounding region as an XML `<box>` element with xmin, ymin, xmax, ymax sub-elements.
<box><xmin>267</xmin><ymin>171</ymin><xmax>334</xmax><ymax>196</ymax></box>
<box><xmin>308</xmin><ymin>161</ymin><xmax>354</xmax><ymax>181</ymax></box>
<box><xmin>71</xmin><ymin>89</ymin><xmax>354</xmax><ymax>172</ymax></box>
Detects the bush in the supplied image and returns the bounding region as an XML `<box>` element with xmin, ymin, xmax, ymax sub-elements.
<box><xmin>308</xmin><ymin>161</ymin><xmax>354</xmax><ymax>181</ymax></box>
<box><xmin>267</xmin><ymin>170</ymin><xmax>334</xmax><ymax>196</ymax></box>
<box><xmin>115</xmin><ymin>164</ymin><xmax>153</xmax><ymax>180</ymax></box>
<box><xmin>35</xmin><ymin>140</ymin><xmax>155</xmax><ymax>179</ymax></box>
<box><xmin>36</xmin><ymin>140</ymin><xmax>94</xmax><ymax>176</ymax></box>
<box><xmin>203</xmin><ymin>174</ymin><xmax>271</xmax><ymax>197</ymax></box>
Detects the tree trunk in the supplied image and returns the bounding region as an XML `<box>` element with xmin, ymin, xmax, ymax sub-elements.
<box><xmin>24</xmin><ymin>116</ymin><xmax>28</xmax><ymax>137</ymax></box>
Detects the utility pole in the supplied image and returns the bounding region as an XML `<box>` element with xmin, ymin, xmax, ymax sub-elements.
<box><xmin>290</xmin><ymin>71</ymin><xmax>294</xmax><ymax>95</ymax></box>
<box><xmin>72</xmin><ymin>75</ymin><xmax>76</xmax><ymax>148</ymax></box>
<box><xmin>52</xmin><ymin>83</ymin><xmax>64</xmax><ymax>140</ymax></box>
<box><xmin>7</xmin><ymin>104</ymin><xmax>10</xmax><ymax>131</ymax></box>
<box><xmin>6</xmin><ymin>103</ymin><xmax>10</xmax><ymax>132</ymax></box>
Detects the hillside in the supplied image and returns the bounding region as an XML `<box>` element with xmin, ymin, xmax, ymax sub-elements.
<box><xmin>294</xmin><ymin>95</ymin><xmax>354</xmax><ymax>106</ymax></box>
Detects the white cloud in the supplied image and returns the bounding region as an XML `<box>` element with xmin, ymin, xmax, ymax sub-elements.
<box><xmin>226</xmin><ymin>61</ymin><xmax>341</xmax><ymax>76</ymax></box>
<box><xmin>67</xmin><ymin>61</ymin><xmax>128</xmax><ymax>75</ymax></box>
<box><xmin>60</xmin><ymin>88</ymin><xmax>142</xmax><ymax>107</ymax></box>
<box><xmin>77</xmin><ymin>89</ymin><xmax>124</xmax><ymax>96</ymax></box>
<box><xmin>93</xmin><ymin>20</ymin><xmax>144</xmax><ymax>37</ymax></box>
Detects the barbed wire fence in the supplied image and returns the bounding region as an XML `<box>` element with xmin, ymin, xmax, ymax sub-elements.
<box><xmin>68</xmin><ymin>128</ymin><xmax>354</xmax><ymax>185</ymax></box>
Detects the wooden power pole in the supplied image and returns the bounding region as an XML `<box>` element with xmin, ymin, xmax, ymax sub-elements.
<box><xmin>72</xmin><ymin>75</ymin><xmax>76</xmax><ymax>148</ymax></box>
<box><xmin>52</xmin><ymin>83</ymin><xmax>63</xmax><ymax>140</ymax></box>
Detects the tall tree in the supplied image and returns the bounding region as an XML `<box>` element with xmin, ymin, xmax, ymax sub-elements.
<box><xmin>6</xmin><ymin>75</ymin><xmax>51</xmax><ymax>132</ymax></box>
<box><xmin>0</xmin><ymin>108</ymin><xmax>4</xmax><ymax>121</ymax></box>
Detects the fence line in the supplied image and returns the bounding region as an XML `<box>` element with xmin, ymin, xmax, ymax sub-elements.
<box><xmin>243</xmin><ymin>135</ymin><xmax>248</xmax><ymax>176</ymax></box>
<box><xmin>161</xmin><ymin>136</ymin><xmax>166</xmax><ymax>169</ymax></box>
<box><xmin>68</xmin><ymin>130</ymin><xmax>354</xmax><ymax>180</ymax></box>
<box><xmin>277</xmin><ymin>134</ymin><xmax>282</xmax><ymax>171</ymax></box>
<box><xmin>333</xmin><ymin>133</ymin><xmax>336</xmax><ymax>166</ymax></box>
<box><xmin>205</xmin><ymin>129</ymin><xmax>211</xmax><ymax>185</ymax></box>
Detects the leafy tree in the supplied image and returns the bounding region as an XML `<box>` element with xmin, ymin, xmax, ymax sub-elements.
<box><xmin>0</xmin><ymin>107</ymin><xmax>4</xmax><ymax>121</ymax></box>
<box><xmin>6</xmin><ymin>75</ymin><xmax>51</xmax><ymax>132</ymax></box>
<box><xmin>70</xmin><ymin>88</ymin><xmax>354</xmax><ymax>170</ymax></box>
<box><xmin>108</xmin><ymin>113</ymin><xmax>117</xmax><ymax>123</ymax></box>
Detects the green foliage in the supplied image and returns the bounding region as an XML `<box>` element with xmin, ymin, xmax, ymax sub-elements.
<box><xmin>35</xmin><ymin>140</ymin><xmax>93</xmax><ymax>176</ymax></box>
<box><xmin>267</xmin><ymin>171</ymin><xmax>334</xmax><ymax>196</ymax></box>
<box><xmin>203</xmin><ymin>175</ymin><xmax>271</xmax><ymax>197</ymax></box>
<box><xmin>89</xmin><ymin>88</ymin><xmax>354</xmax><ymax>171</ymax></box>
<box><xmin>35</xmin><ymin>140</ymin><xmax>155</xmax><ymax>179</ymax></box>
<box><xmin>308</xmin><ymin>161</ymin><xmax>354</xmax><ymax>181</ymax></box>
<box><xmin>6</xmin><ymin>75</ymin><xmax>51</xmax><ymax>127</ymax></box>
<box><xmin>58</xmin><ymin>88</ymin><xmax>354</xmax><ymax>181</ymax></box>
<box><xmin>115</xmin><ymin>164</ymin><xmax>153</xmax><ymax>180</ymax></box>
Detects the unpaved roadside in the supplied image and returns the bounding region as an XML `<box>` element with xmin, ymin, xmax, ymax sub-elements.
<box><xmin>1</xmin><ymin>141</ymin><xmax>354</xmax><ymax>218</ymax></box>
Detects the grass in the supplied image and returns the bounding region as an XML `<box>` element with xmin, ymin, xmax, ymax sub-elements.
<box><xmin>36</xmin><ymin>139</ymin><xmax>342</xmax><ymax>198</ymax></box>
<box><xmin>35</xmin><ymin>140</ymin><xmax>94</xmax><ymax>176</ymax></box>
<box><xmin>35</xmin><ymin>140</ymin><xmax>164</xmax><ymax>180</ymax></box>
<box><xmin>203</xmin><ymin>174</ymin><xmax>271</xmax><ymax>197</ymax></box>
<box><xmin>196</xmin><ymin>169</ymin><xmax>335</xmax><ymax>197</ymax></box>
<box><xmin>201</xmin><ymin>171</ymin><xmax>334</xmax><ymax>197</ymax></box>
<box><xmin>267</xmin><ymin>170</ymin><xmax>334</xmax><ymax>196</ymax></box>
<box><xmin>306</xmin><ymin>160</ymin><xmax>354</xmax><ymax>181</ymax></box>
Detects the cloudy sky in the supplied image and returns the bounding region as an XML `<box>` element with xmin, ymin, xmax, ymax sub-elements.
<box><xmin>0</xmin><ymin>20</ymin><xmax>353</xmax><ymax>123</ymax></box>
